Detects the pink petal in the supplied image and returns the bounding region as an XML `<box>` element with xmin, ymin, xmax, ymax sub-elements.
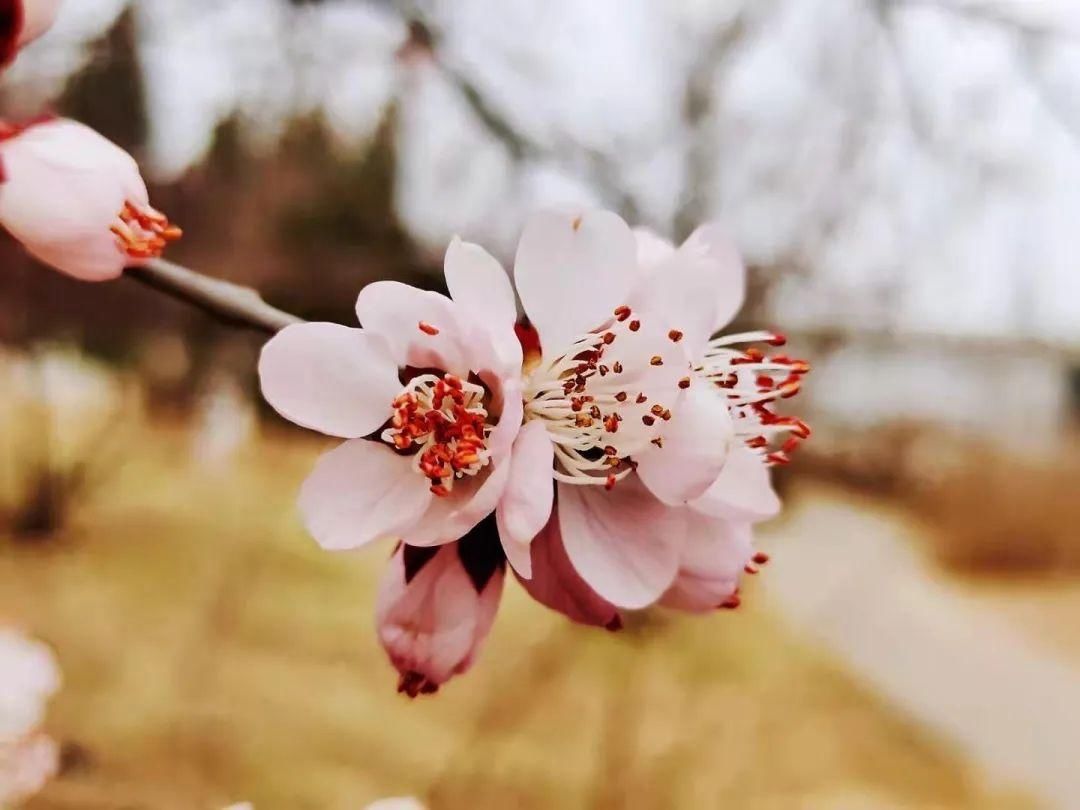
<box><xmin>355</xmin><ymin>281</ymin><xmax>473</xmax><ymax>376</ymax></box>
<box><xmin>635</xmin><ymin>385</ymin><xmax>734</xmax><ymax>506</ymax></box>
<box><xmin>692</xmin><ymin>445</ymin><xmax>781</xmax><ymax>523</ymax></box>
<box><xmin>684</xmin><ymin>223</ymin><xmax>746</xmax><ymax>333</ymax></box>
<box><xmin>633</xmin><ymin>227</ymin><xmax>676</xmax><ymax>272</ymax></box>
<box><xmin>444</xmin><ymin>236</ymin><xmax>522</xmax><ymax>372</ymax></box>
<box><xmin>16</xmin><ymin>0</ymin><xmax>62</xmax><ymax>50</ymax></box>
<box><xmin>558</xmin><ymin>477</ymin><xmax>684</xmax><ymax>609</ymax></box>
<box><xmin>259</xmin><ymin>322</ymin><xmax>401</xmax><ymax>439</ymax></box>
<box><xmin>660</xmin><ymin>512</ymin><xmax>753</xmax><ymax>613</ymax></box>
<box><xmin>299</xmin><ymin>440</ymin><xmax>432</xmax><ymax>551</ymax></box>
<box><xmin>628</xmin><ymin>222</ymin><xmax>745</xmax><ymax>355</ymax></box>
<box><xmin>376</xmin><ymin>542</ymin><xmax>504</xmax><ymax>694</ymax></box>
<box><xmin>494</xmin><ymin>420</ymin><xmax>555</xmax><ymax>574</ymax></box>
<box><xmin>514</xmin><ymin>209</ymin><xmax>635</xmax><ymax>359</ymax></box>
<box><xmin>516</xmin><ymin>510</ymin><xmax>621</xmax><ymax>629</ymax></box>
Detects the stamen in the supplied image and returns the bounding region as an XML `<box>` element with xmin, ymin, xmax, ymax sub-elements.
<box><xmin>111</xmin><ymin>201</ymin><xmax>181</xmax><ymax>260</ymax></box>
<box><xmin>418</xmin><ymin>321</ymin><xmax>440</xmax><ymax>336</ymax></box>
<box><xmin>381</xmin><ymin>373</ymin><xmax>492</xmax><ymax>496</ymax></box>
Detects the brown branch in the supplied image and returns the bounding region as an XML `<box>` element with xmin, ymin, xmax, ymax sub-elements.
<box><xmin>125</xmin><ymin>258</ymin><xmax>303</xmax><ymax>335</ymax></box>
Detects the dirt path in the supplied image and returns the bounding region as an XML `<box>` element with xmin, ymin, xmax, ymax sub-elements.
<box><xmin>759</xmin><ymin>487</ymin><xmax>1080</xmax><ymax>810</ymax></box>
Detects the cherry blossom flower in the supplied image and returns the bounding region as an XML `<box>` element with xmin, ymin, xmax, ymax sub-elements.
<box><xmin>503</xmin><ymin>210</ymin><xmax>807</xmax><ymax>618</ymax></box>
<box><xmin>504</xmin><ymin>210</ymin><xmax>751</xmax><ymax>607</ymax></box>
<box><xmin>376</xmin><ymin>522</ymin><xmax>504</xmax><ymax>697</ymax></box>
<box><xmin>0</xmin><ymin>117</ymin><xmax>181</xmax><ymax>281</ymax></box>
<box><xmin>0</xmin><ymin>0</ymin><xmax>61</xmax><ymax>66</ymax></box>
<box><xmin>259</xmin><ymin>237</ymin><xmax>525</xmax><ymax>556</ymax></box>
<box><xmin>0</xmin><ymin>625</ymin><xmax>61</xmax><ymax>806</ymax></box>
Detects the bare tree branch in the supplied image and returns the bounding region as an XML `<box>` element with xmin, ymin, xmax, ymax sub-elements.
<box><xmin>125</xmin><ymin>258</ymin><xmax>303</xmax><ymax>335</ymax></box>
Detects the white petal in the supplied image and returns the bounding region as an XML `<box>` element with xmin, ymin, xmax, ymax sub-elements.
<box><xmin>497</xmin><ymin>420</ymin><xmax>555</xmax><ymax>548</ymax></box>
<box><xmin>299</xmin><ymin>440</ymin><xmax>432</xmax><ymax>551</ymax></box>
<box><xmin>259</xmin><ymin>322</ymin><xmax>401</xmax><ymax>439</ymax></box>
<box><xmin>514</xmin><ymin>209</ymin><xmax>635</xmax><ymax>359</ymax></box>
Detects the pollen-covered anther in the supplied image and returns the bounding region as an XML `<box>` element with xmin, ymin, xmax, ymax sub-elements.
<box><xmin>668</xmin><ymin>329</ymin><xmax>683</xmax><ymax>343</ymax></box>
<box><xmin>111</xmin><ymin>202</ymin><xmax>182</xmax><ymax>260</ymax></box>
<box><xmin>678</xmin><ymin>377</ymin><xmax>691</xmax><ymax>390</ymax></box>
<box><xmin>418</xmin><ymin>321</ymin><xmax>440</xmax><ymax>336</ymax></box>
<box><xmin>650</xmin><ymin>355</ymin><xmax>663</xmax><ymax>366</ymax></box>
<box><xmin>381</xmin><ymin>372</ymin><xmax>492</xmax><ymax>496</ymax></box>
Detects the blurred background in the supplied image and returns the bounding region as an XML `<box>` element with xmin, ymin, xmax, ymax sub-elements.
<box><xmin>1</xmin><ymin>0</ymin><xmax>1078</xmax><ymax>808</ymax></box>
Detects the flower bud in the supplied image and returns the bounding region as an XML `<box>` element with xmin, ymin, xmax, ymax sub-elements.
<box><xmin>0</xmin><ymin>118</ymin><xmax>180</xmax><ymax>281</ymax></box>
<box><xmin>376</xmin><ymin>539</ymin><xmax>504</xmax><ymax>697</ymax></box>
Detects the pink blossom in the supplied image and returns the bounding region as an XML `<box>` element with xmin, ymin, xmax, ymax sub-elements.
<box><xmin>0</xmin><ymin>0</ymin><xmax>62</xmax><ymax>66</ymax></box>
<box><xmin>505</xmin><ymin>210</ymin><xmax>807</xmax><ymax>614</ymax></box>
<box><xmin>376</xmin><ymin>534</ymin><xmax>504</xmax><ymax>697</ymax></box>
<box><xmin>0</xmin><ymin>117</ymin><xmax>181</xmax><ymax>280</ymax></box>
<box><xmin>259</xmin><ymin>237</ymin><xmax>527</xmax><ymax>557</ymax></box>
<box><xmin>0</xmin><ymin>626</ymin><xmax>61</xmax><ymax>805</ymax></box>
<box><xmin>507</xmin><ymin>210</ymin><xmax>756</xmax><ymax>608</ymax></box>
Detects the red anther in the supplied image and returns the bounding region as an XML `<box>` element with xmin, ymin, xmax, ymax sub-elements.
<box><xmin>793</xmin><ymin>419</ymin><xmax>812</xmax><ymax>439</ymax></box>
<box><xmin>603</xmin><ymin>414</ymin><xmax>620</xmax><ymax>433</ymax></box>
<box><xmin>614</xmin><ymin>305</ymin><xmax>632</xmax><ymax>322</ymax></box>
<box><xmin>429</xmin><ymin>483</ymin><xmax>450</xmax><ymax>497</ymax></box>
<box><xmin>614</xmin><ymin>391</ymin><xmax>628</xmax><ymax>402</ymax></box>
<box><xmin>651</xmin><ymin>437</ymin><xmax>664</xmax><ymax>448</ymax></box>
<box><xmin>746</xmin><ymin>436</ymin><xmax>767</xmax><ymax>449</ymax></box>
<box><xmin>768</xmin><ymin>333</ymin><xmax>787</xmax><ymax>346</ymax></box>
<box><xmin>589</xmin><ymin>405</ymin><xmax>602</xmax><ymax>419</ymax></box>
<box><xmin>641</xmin><ymin>414</ymin><xmax>655</xmax><ymax>426</ymax></box>
<box><xmin>571</xmin><ymin>399</ymin><xmax>583</xmax><ymax>412</ymax></box>
<box><xmin>598</xmin><ymin>365</ymin><xmax>609</xmax><ymax>376</ymax></box>
<box><xmin>603</xmin><ymin>445</ymin><xmax>618</xmax><ymax>456</ymax></box>
<box><xmin>660</xmin><ymin>409</ymin><xmax>672</xmax><ymax>421</ymax></box>
<box><xmin>650</xmin><ymin>356</ymin><xmax>663</xmax><ymax>366</ymax></box>
<box><xmin>719</xmin><ymin>594</ymin><xmax>741</xmax><ymax>610</ymax></box>
<box><xmin>612</xmin><ymin>361</ymin><xmax>624</xmax><ymax>374</ymax></box>
<box><xmin>752</xmin><ymin>551</ymin><xmax>770</xmax><ymax>565</ymax></box>
<box><xmin>745</xmin><ymin>347</ymin><xmax>764</xmax><ymax>362</ymax></box>
<box><xmin>602</xmin><ymin>332</ymin><xmax>616</xmax><ymax>345</ymax></box>
<box><xmin>650</xmin><ymin>404</ymin><xmax>665</xmax><ymax>416</ymax></box>
<box><xmin>678</xmin><ymin>377</ymin><xmax>691</xmax><ymax>389</ymax></box>
<box><xmin>766</xmin><ymin>451</ymin><xmax>790</xmax><ymax>466</ymax></box>
<box><xmin>744</xmin><ymin>563</ymin><xmax>759</xmax><ymax>575</ymax></box>
<box><xmin>605</xmin><ymin>474</ymin><xmax>617</xmax><ymax>491</ymax></box>
<box><xmin>418</xmin><ymin>321</ymin><xmax>440</xmax><ymax>336</ymax></box>
<box><xmin>668</xmin><ymin>329</ymin><xmax>684</xmax><ymax>343</ymax></box>
<box><xmin>781</xmin><ymin>437</ymin><xmax>801</xmax><ymax>454</ymax></box>
<box><xmin>789</xmin><ymin>360</ymin><xmax>811</xmax><ymax>374</ymax></box>
<box><xmin>636</xmin><ymin>393</ymin><xmax>648</xmax><ymax>404</ymax></box>
<box><xmin>575</xmin><ymin>414</ymin><xmax>594</xmax><ymax>428</ymax></box>
<box><xmin>756</xmin><ymin>375</ymin><xmax>774</xmax><ymax>389</ymax></box>
<box><xmin>443</xmin><ymin>374</ymin><xmax>463</xmax><ymax>389</ymax></box>
<box><xmin>780</xmin><ymin>381</ymin><xmax>801</xmax><ymax>399</ymax></box>
<box><xmin>629</xmin><ymin>320</ymin><xmax>641</xmax><ymax>332</ymax></box>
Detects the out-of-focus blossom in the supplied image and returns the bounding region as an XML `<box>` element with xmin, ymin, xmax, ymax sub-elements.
<box><xmin>376</xmin><ymin>526</ymin><xmax>504</xmax><ymax>697</ymax></box>
<box><xmin>0</xmin><ymin>625</ymin><xmax>61</xmax><ymax>805</ymax></box>
<box><xmin>0</xmin><ymin>0</ymin><xmax>62</xmax><ymax>66</ymax></box>
<box><xmin>260</xmin><ymin>236</ymin><xmax>527</xmax><ymax>558</ymax></box>
<box><xmin>0</xmin><ymin>117</ymin><xmax>180</xmax><ymax>281</ymax></box>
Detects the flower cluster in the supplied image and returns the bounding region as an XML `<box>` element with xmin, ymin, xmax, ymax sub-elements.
<box><xmin>259</xmin><ymin>208</ymin><xmax>809</xmax><ymax>696</ymax></box>
<box><xmin>0</xmin><ymin>1</ymin><xmax>180</xmax><ymax>281</ymax></box>
<box><xmin>0</xmin><ymin>625</ymin><xmax>61</xmax><ymax>805</ymax></box>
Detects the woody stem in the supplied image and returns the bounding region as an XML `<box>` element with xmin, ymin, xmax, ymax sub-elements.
<box><xmin>125</xmin><ymin>258</ymin><xmax>304</xmax><ymax>335</ymax></box>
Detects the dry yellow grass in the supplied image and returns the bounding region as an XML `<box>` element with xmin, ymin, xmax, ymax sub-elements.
<box><xmin>0</xmin><ymin>425</ymin><xmax>1035</xmax><ymax>810</ymax></box>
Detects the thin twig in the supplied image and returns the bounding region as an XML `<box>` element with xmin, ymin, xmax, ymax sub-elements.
<box><xmin>125</xmin><ymin>258</ymin><xmax>303</xmax><ymax>335</ymax></box>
